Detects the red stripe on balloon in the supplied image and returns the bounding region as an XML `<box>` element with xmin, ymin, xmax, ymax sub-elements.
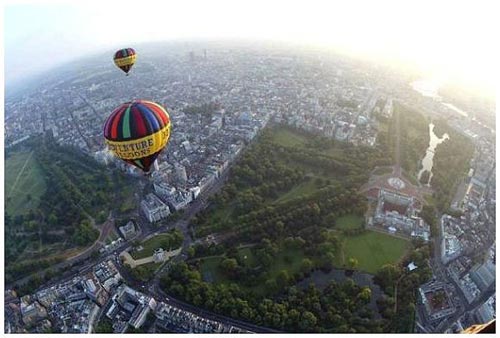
<box><xmin>132</xmin><ymin>105</ymin><xmax>147</xmax><ymax>138</ymax></box>
<box><xmin>110</xmin><ymin>106</ymin><xmax>125</xmax><ymax>139</ymax></box>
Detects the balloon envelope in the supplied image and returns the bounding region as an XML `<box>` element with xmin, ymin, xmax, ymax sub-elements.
<box><xmin>103</xmin><ymin>100</ymin><xmax>171</xmax><ymax>172</ymax></box>
<box><xmin>113</xmin><ymin>48</ymin><xmax>136</xmax><ymax>74</ymax></box>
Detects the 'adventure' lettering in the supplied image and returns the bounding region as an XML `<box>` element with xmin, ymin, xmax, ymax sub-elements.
<box><xmin>107</xmin><ymin>138</ymin><xmax>154</xmax><ymax>153</ymax></box>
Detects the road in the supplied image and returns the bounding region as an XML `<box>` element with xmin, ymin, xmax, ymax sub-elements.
<box><xmin>394</xmin><ymin>99</ymin><xmax>401</xmax><ymax>176</ymax></box>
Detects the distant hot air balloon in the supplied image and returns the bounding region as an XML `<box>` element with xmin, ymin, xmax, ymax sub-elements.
<box><xmin>103</xmin><ymin>100</ymin><xmax>171</xmax><ymax>173</ymax></box>
<box><xmin>113</xmin><ymin>48</ymin><xmax>136</xmax><ymax>75</ymax></box>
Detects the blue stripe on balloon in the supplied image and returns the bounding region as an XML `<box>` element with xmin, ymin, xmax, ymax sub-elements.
<box><xmin>142</xmin><ymin>106</ymin><xmax>161</xmax><ymax>132</ymax></box>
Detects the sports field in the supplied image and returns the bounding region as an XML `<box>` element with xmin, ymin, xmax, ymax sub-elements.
<box><xmin>5</xmin><ymin>151</ymin><xmax>47</xmax><ymax>216</ymax></box>
<box><xmin>340</xmin><ymin>231</ymin><xmax>410</xmax><ymax>274</ymax></box>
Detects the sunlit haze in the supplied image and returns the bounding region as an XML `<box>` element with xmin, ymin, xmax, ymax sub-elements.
<box><xmin>4</xmin><ymin>0</ymin><xmax>498</xmax><ymax>93</ymax></box>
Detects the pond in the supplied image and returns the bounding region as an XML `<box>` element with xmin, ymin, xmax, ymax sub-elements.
<box><xmin>417</xmin><ymin>123</ymin><xmax>449</xmax><ymax>185</ymax></box>
<box><xmin>297</xmin><ymin>268</ymin><xmax>383</xmax><ymax>319</ymax></box>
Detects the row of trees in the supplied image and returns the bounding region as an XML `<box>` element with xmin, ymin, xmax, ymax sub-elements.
<box><xmin>431</xmin><ymin>119</ymin><xmax>475</xmax><ymax>212</ymax></box>
<box><xmin>374</xmin><ymin>241</ymin><xmax>432</xmax><ymax>332</ymax></box>
<box><xmin>5</xmin><ymin>134</ymin><xmax>134</xmax><ymax>282</ymax></box>
<box><xmin>161</xmin><ymin>262</ymin><xmax>385</xmax><ymax>332</ymax></box>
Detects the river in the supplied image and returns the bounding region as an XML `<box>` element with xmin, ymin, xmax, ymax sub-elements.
<box><xmin>417</xmin><ymin>123</ymin><xmax>449</xmax><ymax>185</ymax></box>
<box><xmin>410</xmin><ymin>79</ymin><xmax>470</xmax><ymax>118</ymax></box>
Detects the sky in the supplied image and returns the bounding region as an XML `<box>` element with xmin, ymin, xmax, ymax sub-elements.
<box><xmin>3</xmin><ymin>0</ymin><xmax>498</xmax><ymax>94</ymax></box>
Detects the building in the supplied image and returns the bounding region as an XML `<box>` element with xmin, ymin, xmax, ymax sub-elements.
<box><xmin>108</xmin><ymin>285</ymin><xmax>157</xmax><ymax>330</ymax></box>
<box><xmin>119</xmin><ymin>221</ymin><xmax>136</xmax><ymax>240</ymax></box>
<box><xmin>190</xmin><ymin>186</ymin><xmax>201</xmax><ymax>199</ymax></box>
<box><xmin>166</xmin><ymin>190</ymin><xmax>193</xmax><ymax>211</ymax></box>
<box><xmin>94</xmin><ymin>260</ymin><xmax>122</xmax><ymax>292</ymax></box>
<box><xmin>475</xmin><ymin>295</ymin><xmax>495</xmax><ymax>324</ymax></box>
<box><xmin>154</xmin><ymin>181</ymin><xmax>176</xmax><ymax>197</ymax></box>
<box><xmin>20</xmin><ymin>301</ymin><xmax>48</xmax><ymax>327</ymax></box>
<box><xmin>129</xmin><ymin>304</ymin><xmax>151</xmax><ymax>329</ymax></box>
<box><xmin>153</xmin><ymin>248</ymin><xmax>166</xmax><ymax>263</ymax></box>
<box><xmin>419</xmin><ymin>281</ymin><xmax>456</xmax><ymax>322</ymax></box>
<box><xmin>141</xmin><ymin>193</ymin><xmax>171</xmax><ymax>223</ymax></box>
<box><xmin>174</xmin><ymin>164</ymin><xmax>188</xmax><ymax>183</ymax></box>
<box><xmin>469</xmin><ymin>261</ymin><xmax>496</xmax><ymax>291</ymax></box>
<box><xmin>371</xmin><ymin>188</ymin><xmax>430</xmax><ymax>241</ymax></box>
<box><xmin>82</xmin><ymin>278</ymin><xmax>99</xmax><ymax>302</ymax></box>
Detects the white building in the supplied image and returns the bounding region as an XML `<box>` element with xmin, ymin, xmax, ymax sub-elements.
<box><xmin>154</xmin><ymin>181</ymin><xmax>176</xmax><ymax>197</ymax></box>
<box><xmin>141</xmin><ymin>194</ymin><xmax>170</xmax><ymax>223</ymax></box>
<box><xmin>174</xmin><ymin>164</ymin><xmax>188</xmax><ymax>183</ymax></box>
<box><xmin>167</xmin><ymin>190</ymin><xmax>193</xmax><ymax>211</ymax></box>
<box><xmin>119</xmin><ymin>221</ymin><xmax>136</xmax><ymax>240</ymax></box>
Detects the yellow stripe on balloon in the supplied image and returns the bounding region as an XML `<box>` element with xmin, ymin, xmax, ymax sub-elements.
<box><xmin>105</xmin><ymin>124</ymin><xmax>170</xmax><ymax>160</ymax></box>
<box><xmin>114</xmin><ymin>55</ymin><xmax>137</xmax><ymax>67</ymax></box>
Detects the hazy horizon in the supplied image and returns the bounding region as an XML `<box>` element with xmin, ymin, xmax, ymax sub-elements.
<box><xmin>4</xmin><ymin>0</ymin><xmax>497</xmax><ymax>96</ymax></box>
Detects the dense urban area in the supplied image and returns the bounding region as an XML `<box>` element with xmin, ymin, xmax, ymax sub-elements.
<box><xmin>4</xmin><ymin>41</ymin><xmax>496</xmax><ymax>333</ymax></box>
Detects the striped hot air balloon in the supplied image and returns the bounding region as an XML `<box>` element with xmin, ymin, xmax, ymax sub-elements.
<box><xmin>103</xmin><ymin>100</ymin><xmax>171</xmax><ymax>173</ymax></box>
<box><xmin>113</xmin><ymin>48</ymin><xmax>136</xmax><ymax>75</ymax></box>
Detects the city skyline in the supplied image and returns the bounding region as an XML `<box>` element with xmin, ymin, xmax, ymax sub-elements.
<box><xmin>4</xmin><ymin>0</ymin><xmax>497</xmax><ymax>94</ymax></box>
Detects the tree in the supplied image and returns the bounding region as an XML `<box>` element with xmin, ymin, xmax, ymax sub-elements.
<box><xmin>375</xmin><ymin>264</ymin><xmax>401</xmax><ymax>291</ymax></box>
<box><xmin>348</xmin><ymin>257</ymin><xmax>359</xmax><ymax>269</ymax></box>
<box><xmin>48</xmin><ymin>213</ymin><xmax>58</xmax><ymax>226</ymax></box>
<box><xmin>299</xmin><ymin>311</ymin><xmax>318</xmax><ymax>331</ymax></box>
<box><xmin>95</xmin><ymin>318</ymin><xmax>113</xmax><ymax>333</ymax></box>
<box><xmin>264</xmin><ymin>279</ymin><xmax>278</xmax><ymax>293</ymax></box>
<box><xmin>276</xmin><ymin>270</ymin><xmax>290</xmax><ymax>287</ymax></box>
<box><xmin>220</xmin><ymin>258</ymin><xmax>239</xmax><ymax>278</ymax></box>
<box><xmin>357</xmin><ymin>287</ymin><xmax>372</xmax><ymax>303</ymax></box>
<box><xmin>300</xmin><ymin>258</ymin><xmax>313</xmax><ymax>274</ymax></box>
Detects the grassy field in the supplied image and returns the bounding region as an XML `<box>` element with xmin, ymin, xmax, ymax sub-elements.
<box><xmin>5</xmin><ymin>151</ymin><xmax>47</xmax><ymax>216</ymax></box>
<box><xmin>131</xmin><ymin>262</ymin><xmax>162</xmax><ymax>282</ymax></box>
<box><xmin>209</xmin><ymin>205</ymin><xmax>234</xmax><ymax>223</ymax></box>
<box><xmin>372</xmin><ymin>166</ymin><xmax>394</xmax><ymax>176</ymax></box>
<box><xmin>266</xmin><ymin>247</ymin><xmax>305</xmax><ymax>280</ymax></box>
<box><xmin>274</xmin><ymin>178</ymin><xmax>318</xmax><ymax>203</ymax></box>
<box><xmin>238</xmin><ymin>247</ymin><xmax>257</xmax><ymax>268</ymax></box>
<box><xmin>336</xmin><ymin>214</ymin><xmax>365</xmax><ymax>230</ymax></box>
<box><xmin>272</xmin><ymin>128</ymin><xmax>309</xmax><ymax>148</ymax></box>
<box><xmin>200</xmin><ymin>256</ymin><xmax>225</xmax><ymax>283</ymax></box>
<box><xmin>131</xmin><ymin>233</ymin><xmax>182</xmax><ymax>260</ymax></box>
<box><xmin>339</xmin><ymin>231</ymin><xmax>410</xmax><ymax>274</ymax></box>
<box><xmin>119</xmin><ymin>186</ymin><xmax>136</xmax><ymax>213</ymax></box>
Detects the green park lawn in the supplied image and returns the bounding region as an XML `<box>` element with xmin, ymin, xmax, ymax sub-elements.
<box><xmin>265</xmin><ymin>247</ymin><xmax>305</xmax><ymax>280</ymax></box>
<box><xmin>274</xmin><ymin>178</ymin><xmax>318</xmax><ymax>203</ymax></box>
<box><xmin>131</xmin><ymin>232</ymin><xmax>182</xmax><ymax>260</ymax></box>
<box><xmin>130</xmin><ymin>262</ymin><xmax>162</xmax><ymax>282</ymax></box>
<box><xmin>336</xmin><ymin>214</ymin><xmax>365</xmax><ymax>230</ymax></box>
<box><xmin>340</xmin><ymin>231</ymin><xmax>410</xmax><ymax>274</ymax></box>
<box><xmin>238</xmin><ymin>247</ymin><xmax>257</xmax><ymax>268</ymax></box>
<box><xmin>272</xmin><ymin>128</ymin><xmax>309</xmax><ymax>148</ymax></box>
<box><xmin>5</xmin><ymin>151</ymin><xmax>47</xmax><ymax>216</ymax></box>
<box><xmin>372</xmin><ymin>166</ymin><xmax>394</xmax><ymax>176</ymax></box>
<box><xmin>200</xmin><ymin>256</ymin><xmax>225</xmax><ymax>283</ymax></box>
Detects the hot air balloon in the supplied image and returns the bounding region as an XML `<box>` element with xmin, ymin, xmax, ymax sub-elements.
<box><xmin>113</xmin><ymin>48</ymin><xmax>136</xmax><ymax>75</ymax></box>
<box><xmin>103</xmin><ymin>100</ymin><xmax>171</xmax><ymax>173</ymax></box>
